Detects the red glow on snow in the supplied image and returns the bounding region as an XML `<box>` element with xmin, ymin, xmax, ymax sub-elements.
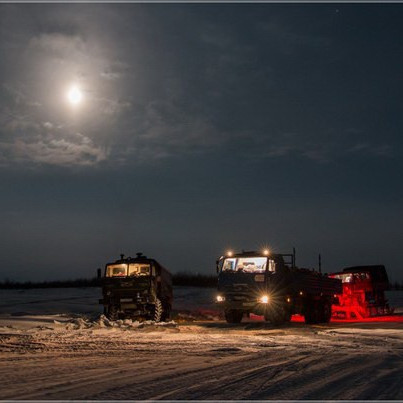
<box><xmin>328</xmin><ymin>315</ymin><xmax>403</xmax><ymax>323</ymax></box>
<box><xmin>248</xmin><ymin>313</ymin><xmax>403</xmax><ymax>323</ymax></box>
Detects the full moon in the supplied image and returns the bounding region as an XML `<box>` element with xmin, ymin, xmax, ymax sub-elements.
<box><xmin>67</xmin><ymin>86</ymin><xmax>83</xmax><ymax>105</ymax></box>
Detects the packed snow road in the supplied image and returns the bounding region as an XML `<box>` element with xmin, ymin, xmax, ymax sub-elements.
<box><xmin>1</xmin><ymin>316</ymin><xmax>403</xmax><ymax>400</ymax></box>
<box><xmin>0</xmin><ymin>287</ymin><xmax>402</xmax><ymax>400</ymax></box>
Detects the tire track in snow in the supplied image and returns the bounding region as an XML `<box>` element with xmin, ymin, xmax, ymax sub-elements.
<box><xmin>91</xmin><ymin>351</ymin><xmax>319</xmax><ymax>400</ymax></box>
<box><xmin>268</xmin><ymin>353</ymin><xmax>385</xmax><ymax>400</ymax></box>
<box><xmin>1</xmin><ymin>323</ymin><xmax>403</xmax><ymax>400</ymax></box>
<box><xmin>249</xmin><ymin>353</ymin><xmax>402</xmax><ymax>400</ymax></box>
<box><xmin>2</xmin><ymin>353</ymin><xmax>174</xmax><ymax>400</ymax></box>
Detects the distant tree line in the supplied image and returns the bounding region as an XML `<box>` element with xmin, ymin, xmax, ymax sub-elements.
<box><xmin>0</xmin><ymin>278</ymin><xmax>100</xmax><ymax>289</ymax></box>
<box><xmin>0</xmin><ymin>272</ymin><xmax>217</xmax><ymax>289</ymax></box>
<box><xmin>391</xmin><ymin>281</ymin><xmax>403</xmax><ymax>291</ymax></box>
<box><xmin>170</xmin><ymin>272</ymin><xmax>217</xmax><ymax>288</ymax></box>
<box><xmin>1</xmin><ymin>276</ymin><xmax>402</xmax><ymax>290</ymax></box>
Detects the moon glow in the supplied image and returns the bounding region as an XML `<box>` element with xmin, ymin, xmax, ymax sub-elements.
<box><xmin>67</xmin><ymin>86</ymin><xmax>83</xmax><ymax>105</ymax></box>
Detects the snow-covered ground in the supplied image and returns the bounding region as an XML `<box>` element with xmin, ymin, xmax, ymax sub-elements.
<box><xmin>0</xmin><ymin>287</ymin><xmax>402</xmax><ymax>400</ymax></box>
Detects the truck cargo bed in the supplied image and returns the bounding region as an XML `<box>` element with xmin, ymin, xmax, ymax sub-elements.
<box><xmin>289</xmin><ymin>269</ymin><xmax>342</xmax><ymax>296</ymax></box>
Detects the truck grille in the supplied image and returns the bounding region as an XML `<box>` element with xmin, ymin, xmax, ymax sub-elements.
<box><xmin>223</xmin><ymin>284</ymin><xmax>255</xmax><ymax>302</ymax></box>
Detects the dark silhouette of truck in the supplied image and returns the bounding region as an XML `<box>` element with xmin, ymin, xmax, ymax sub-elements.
<box><xmin>216</xmin><ymin>250</ymin><xmax>342</xmax><ymax>324</ymax></box>
<box><xmin>330</xmin><ymin>265</ymin><xmax>393</xmax><ymax>318</ymax></box>
<box><xmin>98</xmin><ymin>253</ymin><xmax>172</xmax><ymax>322</ymax></box>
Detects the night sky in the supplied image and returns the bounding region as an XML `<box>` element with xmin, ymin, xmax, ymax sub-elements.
<box><xmin>1</xmin><ymin>4</ymin><xmax>402</xmax><ymax>282</ymax></box>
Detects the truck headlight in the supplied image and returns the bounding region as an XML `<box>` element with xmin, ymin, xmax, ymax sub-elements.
<box><xmin>260</xmin><ymin>295</ymin><xmax>270</xmax><ymax>304</ymax></box>
<box><xmin>216</xmin><ymin>295</ymin><xmax>225</xmax><ymax>302</ymax></box>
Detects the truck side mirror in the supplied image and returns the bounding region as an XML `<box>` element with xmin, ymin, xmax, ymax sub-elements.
<box><xmin>216</xmin><ymin>259</ymin><xmax>220</xmax><ymax>273</ymax></box>
<box><xmin>97</xmin><ymin>268</ymin><xmax>102</xmax><ymax>279</ymax></box>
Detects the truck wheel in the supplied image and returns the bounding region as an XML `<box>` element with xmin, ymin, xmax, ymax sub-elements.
<box><xmin>153</xmin><ymin>298</ymin><xmax>163</xmax><ymax>322</ymax></box>
<box><xmin>161</xmin><ymin>303</ymin><xmax>171</xmax><ymax>322</ymax></box>
<box><xmin>264</xmin><ymin>312</ymin><xmax>279</xmax><ymax>325</ymax></box>
<box><xmin>305</xmin><ymin>302</ymin><xmax>320</xmax><ymax>324</ymax></box>
<box><xmin>265</xmin><ymin>306</ymin><xmax>290</xmax><ymax>325</ymax></box>
<box><xmin>224</xmin><ymin>309</ymin><xmax>243</xmax><ymax>324</ymax></box>
<box><xmin>320</xmin><ymin>300</ymin><xmax>332</xmax><ymax>323</ymax></box>
<box><xmin>283</xmin><ymin>307</ymin><xmax>292</xmax><ymax>323</ymax></box>
<box><xmin>106</xmin><ymin>305</ymin><xmax>119</xmax><ymax>321</ymax></box>
<box><xmin>304</xmin><ymin>310</ymin><xmax>315</xmax><ymax>324</ymax></box>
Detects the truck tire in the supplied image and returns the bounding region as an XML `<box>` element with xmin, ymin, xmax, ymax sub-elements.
<box><xmin>153</xmin><ymin>298</ymin><xmax>163</xmax><ymax>322</ymax></box>
<box><xmin>264</xmin><ymin>311</ymin><xmax>280</xmax><ymax>325</ymax></box>
<box><xmin>304</xmin><ymin>301</ymin><xmax>320</xmax><ymax>324</ymax></box>
<box><xmin>319</xmin><ymin>300</ymin><xmax>332</xmax><ymax>323</ymax></box>
<box><xmin>161</xmin><ymin>303</ymin><xmax>171</xmax><ymax>322</ymax></box>
<box><xmin>106</xmin><ymin>305</ymin><xmax>119</xmax><ymax>321</ymax></box>
<box><xmin>264</xmin><ymin>305</ymin><xmax>291</xmax><ymax>325</ymax></box>
<box><xmin>224</xmin><ymin>309</ymin><xmax>243</xmax><ymax>324</ymax></box>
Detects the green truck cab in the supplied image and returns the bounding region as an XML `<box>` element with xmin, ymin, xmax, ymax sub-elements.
<box><xmin>99</xmin><ymin>253</ymin><xmax>172</xmax><ymax>322</ymax></box>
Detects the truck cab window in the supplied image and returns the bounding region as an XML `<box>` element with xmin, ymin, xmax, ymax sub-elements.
<box><xmin>222</xmin><ymin>257</ymin><xmax>268</xmax><ymax>273</ymax></box>
<box><xmin>268</xmin><ymin>259</ymin><xmax>276</xmax><ymax>272</ymax></box>
<box><xmin>128</xmin><ymin>263</ymin><xmax>150</xmax><ymax>277</ymax></box>
<box><xmin>223</xmin><ymin>258</ymin><xmax>236</xmax><ymax>271</ymax></box>
<box><xmin>238</xmin><ymin>257</ymin><xmax>267</xmax><ymax>273</ymax></box>
<box><xmin>106</xmin><ymin>264</ymin><xmax>128</xmax><ymax>277</ymax></box>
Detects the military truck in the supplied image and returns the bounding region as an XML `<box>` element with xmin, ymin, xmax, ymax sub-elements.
<box><xmin>216</xmin><ymin>249</ymin><xmax>342</xmax><ymax>325</ymax></box>
<box><xmin>330</xmin><ymin>265</ymin><xmax>394</xmax><ymax>318</ymax></box>
<box><xmin>98</xmin><ymin>253</ymin><xmax>173</xmax><ymax>322</ymax></box>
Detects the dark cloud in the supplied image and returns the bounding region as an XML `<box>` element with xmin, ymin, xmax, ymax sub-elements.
<box><xmin>1</xmin><ymin>4</ymin><xmax>400</xmax><ymax>168</ymax></box>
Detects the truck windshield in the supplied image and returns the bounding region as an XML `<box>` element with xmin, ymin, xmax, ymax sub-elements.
<box><xmin>128</xmin><ymin>263</ymin><xmax>150</xmax><ymax>277</ymax></box>
<box><xmin>106</xmin><ymin>263</ymin><xmax>151</xmax><ymax>277</ymax></box>
<box><xmin>106</xmin><ymin>264</ymin><xmax>128</xmax><ymax>277</ymax></box>
<box><xmin>332</xmin><ymin>272</ymin><xmax>370</xmax><ymax>283</ymax></box>
<box><xmin>222</xmin><ymin>257</ymin><xmax>274</xmax><ymax>273</ymax></box>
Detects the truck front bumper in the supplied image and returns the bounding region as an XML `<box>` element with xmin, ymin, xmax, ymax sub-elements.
<box><xmin>216</xmin><ymin>299</ymin><xmax>267</xmax><ymax>313</ymax></box>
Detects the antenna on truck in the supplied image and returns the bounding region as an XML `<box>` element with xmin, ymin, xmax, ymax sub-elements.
<box><xmin>318</xmin><ymin>254</ymin><xmax>322</xmax><ymax>274</ymax></box>
<box><xmin>293</xmin><ymin>247</ymin><xmax>296</xmax><ymax>268</ymax></box>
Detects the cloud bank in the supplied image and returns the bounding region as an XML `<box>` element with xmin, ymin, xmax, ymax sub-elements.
<box><xmin>0</xmin><ymin>5</ymin><xmax>398</xmax><ymax>169</ymax></box>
